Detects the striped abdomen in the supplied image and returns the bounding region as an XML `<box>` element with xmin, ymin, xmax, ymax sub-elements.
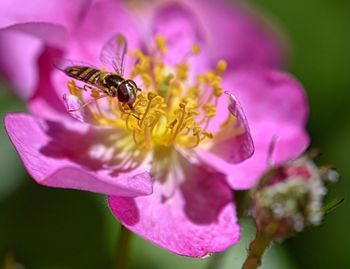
<box><xmin>64</xmin><ymin>66</ymin><xmax>101</xmax><ymax>86</ymax></box>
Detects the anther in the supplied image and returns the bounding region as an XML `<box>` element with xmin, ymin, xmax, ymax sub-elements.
<box><xmin>67</xmin><ymin>80</ymin><xmax>78</xmax><ymax>95</ymax></box>
<box><xmin>202</xmin><ymin>131</ymin><xmax>213</xmax><ymax>139</ymax></box>
<box><xmin>191</xmin><ymin>44</ymin><xmax>200</xmax><ymax>55</ymax></box>
<box><xmin>210</xmin><ymin>76</ymin><xmax>222</xmax><ymax>87</ymax></box>
<box><xmin>91</xmin><ymin>89</ymin><xmax>100</xmax><ymax>98</ymax></box>
<box><xmin>179</xmin><ymin>101</ymin><xmax>187</xmax><ymax>109</ymax></box>
<box><xmin>213</xmin><ymin>86</ymin><xmax>223</xmax><ymax>97</ymax></box>
<box><xmin>216</xmin><ymin>60</ymin><xmax>227</xmax><ymax>74</ymax></box>
<box><xmin>155</xmin><ymin>35</ymin><xmax>167</xmax><ymax>54</ymax></box>
<box><xmin>168</xmin><ymin>119</ymin><xmax>178</xmax><ymax>129</ymax></box>
<box><xmin>193</xmin><ymin>127</ymin><xmax>201</xmax><ymax>136</ymax></box>
<box><xmin>176</xmin><ymin>63</ymin><xmax>188</xmax><ymax>81</ymax></box>
<box><xmin>147</xmin><ymin>92</ymin><xmax>158</xmax><ymax>100</ymax></box>
<box><xmin>142</xmin><ymin>73</ymin><xmax>152</xmax><ymax>88</ymax></box>
<box><xmin>196</xmin><ymin>74</ymin><xmax>206</xmax><ymax>84</ymax></box>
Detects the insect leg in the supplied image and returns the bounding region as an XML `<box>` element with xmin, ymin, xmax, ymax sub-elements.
<box><xmin>127</xmin><ymin>103</ymin><xmax>141</xmax><ymax>120</ymax></box>
<box><xmin>118</xmin><ymin>102</ymin><xmax>140</xmax><ymax>120</ymax></box>
<box><xmin>68</xmin><ymin>95</ymin><xmax>108</xmax><ymax>112</ymax></box>
<box><xmin>83</xmin><ymin>85</ymin><xmax>96</xmax><ymax>91</ymax></box>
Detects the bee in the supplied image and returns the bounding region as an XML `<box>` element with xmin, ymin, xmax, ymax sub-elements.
<box><xmin>56</xmin><ymin>34</ymin><xmax>141</xmax><ymax>112</ymax></box>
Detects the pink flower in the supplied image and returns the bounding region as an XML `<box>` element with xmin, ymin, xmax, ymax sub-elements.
<box><xmin>2</xmin><ymin>0</ymin><xmax>308</xmax><ymax>258</ymax></box>
<box><xmin>5</xmin><ymin>1</ymin><xmax>260</xmax><ymax>257</ymax></box>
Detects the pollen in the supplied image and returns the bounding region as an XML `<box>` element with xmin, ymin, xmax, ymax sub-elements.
<box><xmin>67</xmin><ymin>35</ymin><xmax>231</xmax><ymax>151</ymax></box>
<box><xmin>216</xmin><ymin>60</ymin><xmax>227</xmax><ymax>74</ymax></box>
<box><xmin>155</xmin><ymin>35</ymin><xmax>167</xmax><ymax>54</ymax></box>
<box><xmin>191</xmin><ymin>44</ymin><xmax>200</xmax><ymax>55</ymax></box>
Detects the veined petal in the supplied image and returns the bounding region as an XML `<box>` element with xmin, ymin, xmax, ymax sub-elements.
<box><xmin>4</xmin><ymin>113</ymin><xmax>153</xmax><ymax>197</ymax></box>
<box><xmin>108</xmin><ymin>155</ymin><xmax>239</xmax><ymax>257</ymax></box>
<box><xmin>209</xmin><ymin>92</ymin><xmax>254</xmax><ymax>164</ymax></box>
<box><xmin>63</xmin><ymin>94</ymin><xmax>96</xmax><ymax>124</ymax></box>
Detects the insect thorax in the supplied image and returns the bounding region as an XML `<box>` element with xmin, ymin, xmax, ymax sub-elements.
<box><xmin>100</xmin><ymin>73</ymin><xmax>123</xmax><ymax>96</ymax></box>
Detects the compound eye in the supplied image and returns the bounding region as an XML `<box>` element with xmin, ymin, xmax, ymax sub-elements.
<box><xmin>118</xmin><ymin>82</ymin><xmax>135</xmax><ymax>103</ymax></box>
<box><xmin>127</xmin><ymin>82</ymin><xmax>134</xmax><ymax>89</ymax></box>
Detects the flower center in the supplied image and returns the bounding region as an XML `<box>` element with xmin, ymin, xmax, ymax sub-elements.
<box><xmin>67</xmin><ymin>35</ymin><xmax>229</xmax><ymax>152</ymax></box>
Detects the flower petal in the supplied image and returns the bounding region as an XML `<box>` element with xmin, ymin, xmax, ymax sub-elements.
<box><xmin>150</xmin><ymin>0</ymin><xmax>284</xmax><ymax>69</ymax></box>
<box><xmin>0</xmin><ymin>0</ymin><xmax>91</xmax><ymax>99</ymax></box>
<box><xmin>152</xmin><ymin>2</ymin><xmax>204</xmax><ymax>64</ymax></box>
<box><xmin>1</xmin><ymin>22</ymin><xmax>67</xmax><ymax>48</ymax></box>
<box><xmin>198</xmin><ymin>123</ymin><xmax>309</xmax><ymax>189</ymax></box>
<box><xmin>224</xmin><ymin>69</ymin><xmax>308</xmax><ymax>126</ymax></box>
<box><xmin>4</xmin><ymin>113</ymin><xmax>153</xmax><ymax>197</ymax></box>
<box><xmin>183</xmin><ymin>0</ymin><xmax>285</xmax><ymax>69</ymax></box>
<box><xmin>51</xmin><ymin>1</ymin><xmax>143</xmax><ymax>101</ymax></box>
<box><xmin>0</xmin><ymin>0</ymin><xmax>91</xmax><ymax>30</ymax></box>
<box><xmin>209</xmin><ymin>92</ymin><xmax>254</xmax><ymax>164</ymax></box>
<box><xmin>62</xmin><ymin>94</ymin><xmax>96</xmax><ymax>124</ymax></box>
<box><xmin>108</xmin><ymin>155</ymin><xmax>239</xmax><ymax>257</ymax></box>
<box><xmin>0</xmin><ymin>31</ymin><xmax>41</xmax><ymax>100</ymax></box>
<box><xmin>0</xmin><ymin>23</ymin><xmax>67</xmax><ymax>100</ymax></box>
<box><xmin>201</xmin><ymin>68</ymin><xmax>309</xmax><ymax>189</ymax></box>
<box><xmin>66</xmin><ymin>0</ymin><xmax>141</xmax><ymax>66</ymax></box>
<box><xmin>28</xmin><ymin>46</ymin><xmax>68</xmax><ymax>120</ymax></box>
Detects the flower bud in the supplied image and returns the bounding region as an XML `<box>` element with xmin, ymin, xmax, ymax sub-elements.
<box><xmin>251</xmin><ymin>156</ymin><xmax>338</xmax><ymax>241</ymax></box>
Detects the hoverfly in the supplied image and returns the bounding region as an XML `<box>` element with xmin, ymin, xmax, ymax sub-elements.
<box><xmin>56</xmin><ymin>34</ymin><xmax>141</xmax><ymax>112</ymax></box>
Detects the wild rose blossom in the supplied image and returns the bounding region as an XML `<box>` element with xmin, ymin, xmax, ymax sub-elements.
<box><xmin>5</xmin><ymin>42</ymin><xmax>251</xmax><ymax>257</ymax></box>
<box><xmin>2</xmin><ymin>0</ymin><xmax>308</xmax><ymax>257</ymax></box>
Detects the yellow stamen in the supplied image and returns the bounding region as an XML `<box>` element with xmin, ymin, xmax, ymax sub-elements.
<box><xmin>176</xmin><ymin>63</ymin><xmax>188</xmax><ymax>81</ymax></box>
<box><xmin>192</xmin><ymin>44</ymin><xmax>200</xmax><ymax>55</ymax></box>
<box><xmin>155</xmin><ymin>35</ymin><xmax>167</xmax><ymax>54</ymax></box>
<box><xmin>216</xmin><ymin>60</ymin><xmax>227</xmax><ymax>74</ymax></box>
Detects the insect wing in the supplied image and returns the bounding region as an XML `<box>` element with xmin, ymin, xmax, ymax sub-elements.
<box><xmin>99</xmin><ymin>33</ymin><xmax>127</xmax><ymax>75</ymax></box>
<box><xmin>53</xmin><ymin>58</ymin><xmax>98</xmax><ymax>72</ymax></box>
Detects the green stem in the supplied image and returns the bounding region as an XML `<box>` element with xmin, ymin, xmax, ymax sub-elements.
<box><xmin>233</xmin><ymin>190</ymin><xmax>250</xmax><ymax>218</ymax></box>
<box><xmin>241</xmin><ymin>229</ymin><xmax>271</xmax><ymax>269</ymax></box>
<box><xmin>114</xmin><ymin>227</ymin><xmax>132</xmax><ymax>269</ymax></box>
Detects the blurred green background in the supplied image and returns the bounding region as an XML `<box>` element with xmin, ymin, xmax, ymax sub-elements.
<box><xmin>0</xmin><ymin>0</ymin><xmax>349</xmax><ymax>268</ymax></box>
